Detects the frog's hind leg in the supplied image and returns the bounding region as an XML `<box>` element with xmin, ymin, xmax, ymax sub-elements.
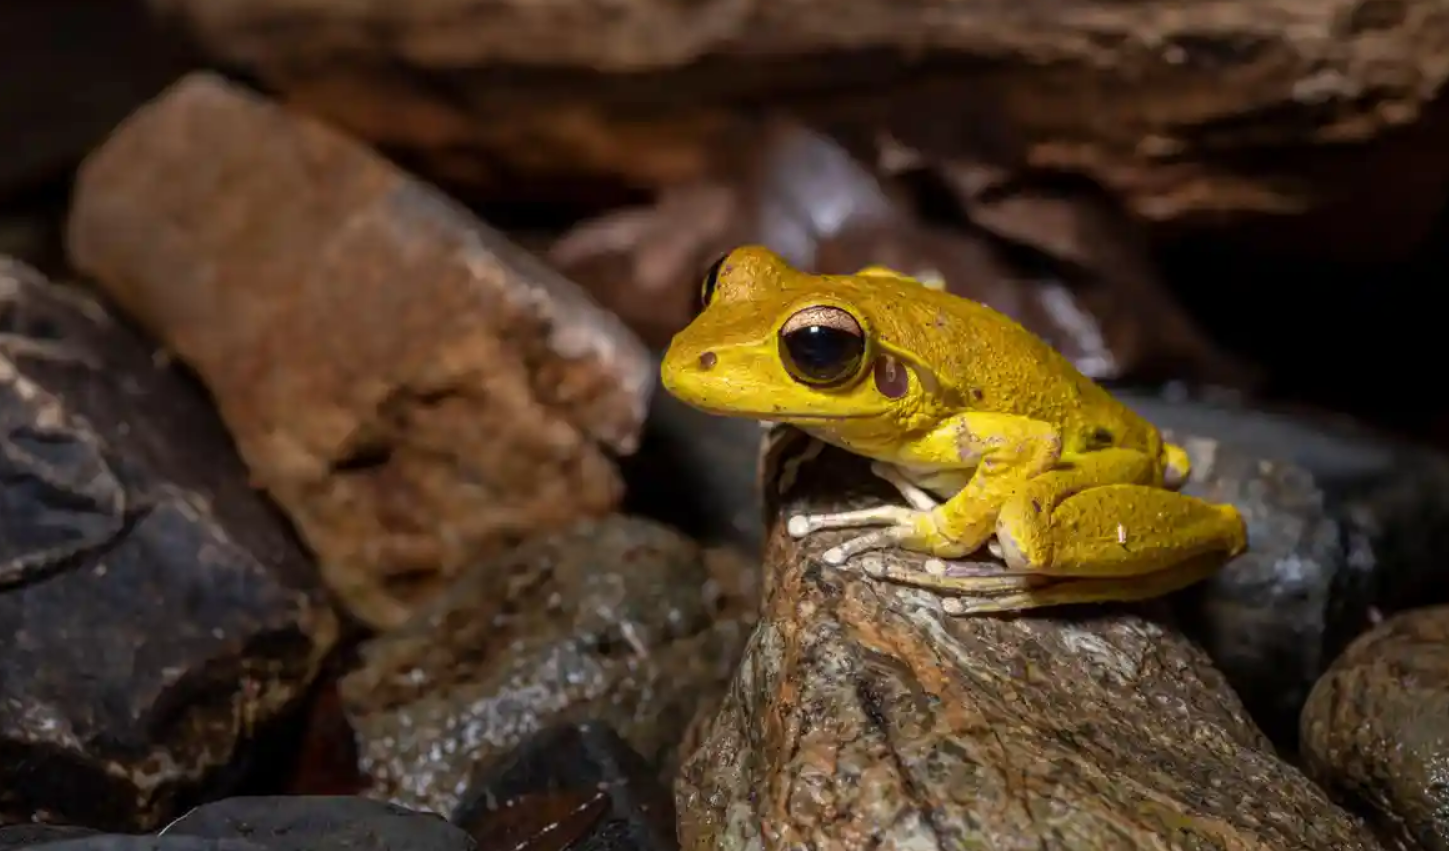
<box><xmin>935</xmin><ymin>551</ymin><xmax>1229</xmax><ymax>615</ymax></box>
<box><xmin>993</xmin><ymin>480</ymin><xmax>1247</xmax><ymax>581</ymax></box>
<box><xmin>864</xmin><ymin>447</ymin><xmax>1244</xmax><ymax>612</ymax></box>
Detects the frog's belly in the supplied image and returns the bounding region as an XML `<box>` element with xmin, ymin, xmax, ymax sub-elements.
<box><xmin>796</xmin><ymin>425</ymin><xmax>977</xmax><ymax>499</ymax></box>
<box><xmin>893</xmin><ymin>464</ymin><xmax>974</xmax><ymax>501</ymax></box>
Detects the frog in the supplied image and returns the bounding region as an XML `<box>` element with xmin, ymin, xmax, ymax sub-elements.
<box><xmin>659</xmin><ymin>245</ymin><xmax>1248</xmax><ymax>615</ymax></box>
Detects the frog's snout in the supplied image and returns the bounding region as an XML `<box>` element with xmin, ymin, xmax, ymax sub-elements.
<box><xmin>659</xmin><ymin>341</ymin><xmax>707</xmax><ymax>400</ymax></box>
<box><xmin>661</xmin><ymin>338</ymin><xmax>741</xmax><ymax>412</ymax></box>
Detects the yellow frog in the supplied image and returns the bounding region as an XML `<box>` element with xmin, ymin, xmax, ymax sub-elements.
<box><xmin>660</xmin><ymin>245</ymin><xmax>1248</xmax><ymax>615</ymax></box>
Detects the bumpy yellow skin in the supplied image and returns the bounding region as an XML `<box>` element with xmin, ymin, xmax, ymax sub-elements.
<box><xmin>660</xmin><ymin>245</ymin><xmax>1248</xmax><ymax>614</ymax></box>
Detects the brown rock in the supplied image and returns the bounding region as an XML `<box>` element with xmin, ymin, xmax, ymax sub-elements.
<box><xmin>0</xmin><ymin>258</ymin><xmax>337</xmax><ymax>829</ymax></box>
<box><xmin>1301</xmin><ymin>605</ymin><xmax>1449</xmax><ymax>851</ymax></box>
<box><xmin>340</xmin><ymin>515</ymin><xmax>755</xmax><ymax>817</ymax></box>
<box><xmin>675</xmin><ymin>430</ymin><xmax>1385</xmax><ymax>850</ymax></box>
<box><xmin>65</xmin><ymin>72</ymin><xmax>654</xmax><ymax>630</ymax></box>
<box><xmin>549</xmin><ymin>183</ymin><xmax>740</xmax><ymax>350</ymax></box>
<box><xmin>149</xmin><ymin>0</ymin><xmax>1449</xmax><ymax>258</ymax></box>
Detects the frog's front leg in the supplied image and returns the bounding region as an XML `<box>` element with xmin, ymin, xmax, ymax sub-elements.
<box><xmin>788</xmin><ymin>413</ymin><xmax>1062</xmax><ymax>565</ymax></box>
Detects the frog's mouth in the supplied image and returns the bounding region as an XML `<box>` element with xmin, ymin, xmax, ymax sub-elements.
<box><xmin>681</xmin><ymin>402</ymin><xmax>878</xmax><ymax>422</ymax></box>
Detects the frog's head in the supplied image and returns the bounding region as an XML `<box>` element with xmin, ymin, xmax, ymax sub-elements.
<box><xmin>661</xmin><ymin>245</ymin><xmax>931</xmax><ymax>426</ymax></box>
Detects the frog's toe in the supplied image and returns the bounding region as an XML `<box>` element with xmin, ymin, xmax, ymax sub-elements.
<box><xmin>865</xmin><ymin>556</ymin><xmax>1039</xmax><ymax>595</ymax></box>
<box><xmin>822</xmin><ymin>529</ymin><xmax>903</xmax><ymax>564</ymax></box>
<box><xmin>787</xmin><ymin>505</ymin><xmax>920</xmax><ymax>539</ymax></box>
<box><xmin>942</xmin><ymin>595</ymin><xmax>1025</xmax><ymax>616</ymax></box>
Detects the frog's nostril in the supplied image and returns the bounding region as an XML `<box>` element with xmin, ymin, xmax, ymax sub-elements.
<box><xmin>698</xmin><ymin>351</ymin><xmax>718</xmax><ymax>370</ymax></box>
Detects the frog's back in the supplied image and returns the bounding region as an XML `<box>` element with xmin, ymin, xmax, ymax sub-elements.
<box><xmin>853</xmin><ymin>277</ymin><xmax>1160</xmax><ymax>454</ymax></box>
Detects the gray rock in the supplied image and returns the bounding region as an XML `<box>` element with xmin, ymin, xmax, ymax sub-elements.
<box><xmin>0</xmin><ymin>259</ymin><xmax>338</xmax><ymax>829</ymax></box>
<box><xmin>0</xmin><ymin>797</ymin><xmax>473</xmax><ymax>851</ymax></box>
<box><xmin>341</xmin><ymin>515</ymin><xmax>754</xmax><ymax>817</ymax></box>
<box><xmin>163</xmin><ymin>796</ymin><xmax>474</xmax><ymax>851</ymax></box>
<box><xmin>1301</xmin><ymin>605</ymin><xmax>1449</xmax><ymax>851</ymax></box>
<box><xmin>456</xmin><ymin>722</ymin><xmax>677</xmax><ymax>851</ymax></box>
<box><xmin>1122</xmin><ymin>389</ymin><xmax>1449</xmax><ymax>747</ymax></box>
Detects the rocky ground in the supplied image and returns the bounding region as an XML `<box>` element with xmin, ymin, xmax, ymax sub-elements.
<box><xmin>4</xmin><ymin>1</ymin><xmax>1449</xmax><ymax>849</ymax></box>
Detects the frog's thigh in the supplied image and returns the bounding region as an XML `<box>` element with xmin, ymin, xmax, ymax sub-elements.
<box><xmin>995</xmin><ymin>482</ymin><xmax>1247</xmax><ymax>578</ymax></box>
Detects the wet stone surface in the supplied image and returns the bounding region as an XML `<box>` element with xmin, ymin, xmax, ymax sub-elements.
<box><xmin>1126</xmin><ymin>390</ymin><xmax>1449</xmax><ymax>749</ymax></box>
<box><xmin>1301</xmin><ymin>604</ymin><xmax>1449</xmax><ymax>851</ymax></box>
<box><xmin>0</xmin><ymin>797</ymin><xmax>476</xmax><ymax>851</ymax></box>
<box><xmin>0</xmin><ymin>258</ymin><xmax>338</xmax><ymax>829</ymax></box>
<box><xmin>456</xmin><ymin>722</ymin><xmax>678</xmax><ymax>851</ymax></box>
<box><xmin>340</xmin><ymin>515</ymin><xmax>755</xmax><ymax>817</ymax></box>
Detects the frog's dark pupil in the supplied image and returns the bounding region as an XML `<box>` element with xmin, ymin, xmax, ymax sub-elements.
<box><xmin>781</xmin><ymin>325</ymin><xmax>865</xmax><ymax>385</ymax></box>
<box><xmin>699</xmin><ymin>254</ymin><xmax>727</xmax><ymax>308</ymax></box>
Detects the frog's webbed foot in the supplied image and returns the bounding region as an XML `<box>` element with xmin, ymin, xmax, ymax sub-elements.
<box><xmin>858</xmin><ymin>554</ymin><xmax>1169</xmax><ymax>617</ymax></box>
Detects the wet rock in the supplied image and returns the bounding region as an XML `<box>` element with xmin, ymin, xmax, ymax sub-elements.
<box><xmin>13</xmin><ymin>840</ymin><xmax>262</xmax><ymax>851</ymax></box>
<box><xmin>162</xmin><ymin>796</ymin><xmax>475</xmax><ymax>851</ymax></box>
<box><xmin>676</xmin><ymin>433</ymin><xmax>1385</xmax><ymax>850</ymax></box>
<box><xmin>0</xmin><ymin>258</ymin><xmax>337</xmax><ymax>829</ymax></box>
<box><xmin>1119</xmin><ymin>390</ymin><xmax>1449</xmax><ymax>749</ymax></box>
<box><xmin>0</xmin><ymin>840</ymin><xmax>251</xmax><ymax>851</ymax></box>
<box><xmin>1301</xmin><ymin>605</ymin><xmax>1449</xmax><ymax>851</ymax></box>
<box><xmin>340</xmin><ymin>515</ymin><xmax>754</xmax><ymax>817</ymax></box>
<box><xmin>150</xmin><ymin>0</ymin><xmax>1449</xmax><ymax>258</ymax></box>
<box><xmin>66</xmin><ymin>72</ymin><xmax>653</xmax><ymax>631</ymax></box>
<box><xmin>456</xmin><ymin>722</ymin><xmax>676</xmax><ymax>851</ymax></box>
<box><xmin>0</xmin><ymin>797</ymin><xmax>474</xmax><ymax>851</ymax></box>
<box><xmin>0</xmin><ymin>827</ymin><xmax>99</xmax><ymax>850</ymax></box>
<box><xmin>554</xmin><ymin>121</ymin><xmax>1249</xmax><ymax>388</ymax></box>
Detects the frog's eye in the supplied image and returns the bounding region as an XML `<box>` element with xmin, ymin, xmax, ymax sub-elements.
<box><xmin>699</xmin><ymin>253</ymin><xmax>727</xmax><ymax>309</ymax></box>
<box><xmin>778</xmin><ymin>306</ymin><xmax>866</xmax><ymax>387</ymax></box>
